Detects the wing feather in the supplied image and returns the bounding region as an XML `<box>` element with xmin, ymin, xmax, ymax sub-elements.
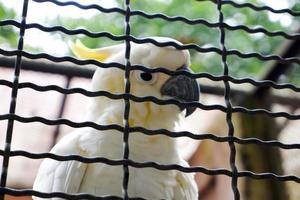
<box><xmin>33</xmin><ymin>131</ymin><xmax>88</xmax><ymax>199</ymax></box>
<box><xmin>173</xmin><ymin>160</ymin><xmax>198</xmax><ymax>200</ymax></box>
<box><xmin>174</xmin><ymin>171</ymin><xmax>198</xmax><ymax>200</ymax></box>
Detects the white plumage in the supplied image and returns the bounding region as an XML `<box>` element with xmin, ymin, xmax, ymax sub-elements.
<box><xmin>33</xmin><ymin>37</ymin><xmax>199</xmax><ymax>199</ymax></box>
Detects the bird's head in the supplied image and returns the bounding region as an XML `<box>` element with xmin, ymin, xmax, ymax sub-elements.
<box><xmin>70</xmin><ymin>37</ymin><xmax>199</xmax><ymax>129</ymax></box>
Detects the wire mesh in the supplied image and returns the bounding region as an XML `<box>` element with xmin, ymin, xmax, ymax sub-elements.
<box><xmin>0</xmin><ymin>0</ymin><xmax>299</xmax><ymax>199</ymax></box>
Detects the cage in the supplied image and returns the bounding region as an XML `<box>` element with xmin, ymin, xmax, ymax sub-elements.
<box><xmin>0</xmin><ymin>0</ymin><xmax>300</xmax><ymax>200</ymax></box>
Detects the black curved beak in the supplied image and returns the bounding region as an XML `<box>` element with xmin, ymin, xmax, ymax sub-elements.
<box><xmin>160</xmin><ymin>65</ymin><xmax>200</xmax><ymax>117</ymax></box>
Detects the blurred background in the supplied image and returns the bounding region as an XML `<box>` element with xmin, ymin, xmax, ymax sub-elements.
<box><xmin>0</xmin><ymin>0</ymin><xmax>299</xmax><ymax>199</ymax></box>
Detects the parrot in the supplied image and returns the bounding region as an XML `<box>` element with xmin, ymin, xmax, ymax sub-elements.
<box><xmin>33</xmin><ymin>37</ymin><xmax>200</xmax><ymax>200</ymax></box>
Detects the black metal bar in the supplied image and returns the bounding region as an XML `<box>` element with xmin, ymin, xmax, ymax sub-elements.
<box><xmin>122</xmin><ymin>0</ymin><xmax>131</xmax><ymax>199</ymax></box>
<box><xmin>200</xmin><ymin>84</ymin><xmax>300</xmax><ymax>108</ymax></box>
<box><xmin>1</xmin><ymin>18</ymin><xmax>300</xmax><ymax>64</ymax></box>
<box><xmin>2</xmin><ymin>56</ymin><xmax>300</xmax><ymax>93</ymax></box>
<box><xmin>0</xmin><ymin>39</ymin><xmax>299</xmax><ymax>65</ymax></box>
<box><xmin>217</xmin><ymin>0</ymin><xmax>240</xmax><ymax>199</ymax></box>
<box><xmin>26</xmin><ymin>0</ymin><xmax>300</xmax><ymax>40</ymax></box>
<box><xmin>0</xmin><ymin>187</ymin><xmax>147</xmax><ymax>200</ymax></box>
<box><xmin>0</xmin><ymin>111</ymin><xmax>300</xmax><ymax>150</ymax></box>
<box><xmin>0</xmin><ymin>55</ymin><xmax>94</xmax><ymax>78</ymax></box>
<box><xmin>0</xmin><ymin>77</ymin><xmax>300</xmax><ymax>120</ymax></box>
<box><xmin>220</xmin><ymin>0</ymin><xmax>300</xmax><ymax>16</ymax></box>
<box><xmin>36</xmin><ymin>0</ymin><xmax>300</xmax><ymax>17</ymax></box>
<box><xmin>0</xmin><ymin>0</ymin><xmax>29</xmax><ymax>199</ymax></box>
<box><xmin>0</xmin><ymin>150</ymin><xmax>299</xmax><ymax>183</ymax></box>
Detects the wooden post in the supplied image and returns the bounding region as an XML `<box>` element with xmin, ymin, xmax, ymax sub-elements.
<box><xmin>239</xmin><ymin>92</ymin><xmax>288</xmax><ymax>200</ymax></box>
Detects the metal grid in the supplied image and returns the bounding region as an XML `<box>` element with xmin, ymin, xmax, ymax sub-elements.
<box><xmin>0</xmin><ymin>0</ymin><xmax>299</xmax><ymax>199</ymax></box>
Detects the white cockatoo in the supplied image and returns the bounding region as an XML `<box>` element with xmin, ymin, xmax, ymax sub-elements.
<box><xmin>33</xmin><ymin>37</ymin><xmax>199</xmax><ymax>200</ymax></box>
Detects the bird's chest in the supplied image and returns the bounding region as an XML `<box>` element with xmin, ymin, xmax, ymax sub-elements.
<box><xmin>78</xmin><ymin>163</ymin><xmax>176</xmax><ymax>199</ymax></box>
<box><xmin>77</xmin><ymin>131</ymin><xmax>179</xmax><ymax>199</ymax></box>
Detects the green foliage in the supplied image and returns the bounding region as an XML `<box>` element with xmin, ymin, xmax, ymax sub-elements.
<box><xmin>280</xmin><ymin>62</ymin><xmax>300</xmax><ymax>87</ymax></box>
<box><xmin>25</xmin><ymin>0</ymin><xmax>299</xmax><ymax>80</ymax></box>
<box><xmin>0</xmin><ymin>2</ymin><xmax>18</xmax><ymax>48</ymax></box>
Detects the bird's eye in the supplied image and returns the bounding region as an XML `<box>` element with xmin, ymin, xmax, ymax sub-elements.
<box><xmin>135</xmin><ymin>71</ymin><xmax>157</xmax><ymax>84</ymax></box>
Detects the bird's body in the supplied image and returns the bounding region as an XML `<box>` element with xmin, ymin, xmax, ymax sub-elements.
<box><xmin>33</xmin><ymin>37</ymin><xmax>199</xmax><ymax>199</ymax></box>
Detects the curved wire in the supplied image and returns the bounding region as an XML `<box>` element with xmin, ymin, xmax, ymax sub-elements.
<box><xmin>0</xmin><ymin>150</ymin><xmax>299</xmax><ymax>183</ymax></box>
<box><xmin>29</xmin><ymin>0</ymin><xmax>300</xmax><ymax>40</ymax></box>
